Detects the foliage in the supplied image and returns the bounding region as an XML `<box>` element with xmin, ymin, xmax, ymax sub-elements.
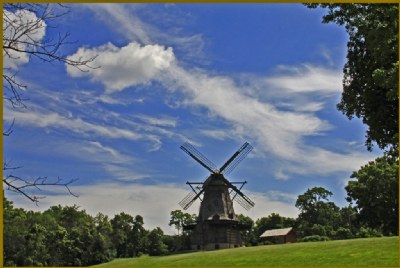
<box><xmin>356</xmin><ymin>226</ymin><xmax>383</xmax><ymax>238</ymax></box>
<box><xmin>345</xmin><ymin>153</ymin><xmax>399</xmax><ymax>235</ymax></box>
<box><xmin>96</xmin><ymin>237</ymin><xmax>398</xmax><ymax>267</ymax></box>
<box><xmin>301</xmin><ymin>235</ymin><xmax>330</xmax><ymax>242</ymax></box>
<box><xmin>237</xmin><ymin>213</ymin><xmax>255</xmax><ymax>246</ymax></box>
<box><xmin>110</xmin><ymin>212</ymin><xmax>147</xmax><ymax>258</ymax></box>
<box><xmin>295</xmin><ymin>187</ymin><xmax>342</xmax><ymax>238</ymax></box>
<box><xmin>167</xmin><ymin>210</ymin><xmax>196</xmax><ymax>251</ymax></box>
<box><xmin>306</xmin><ymin>4</ymin><xmax>399</xmax><ymax>152</ymax></box>
<box><xmin>147</xmin><ymin>227</ymin><xmax>169</xmax><ymax>256</ymax></box>
<box><xmin>168</xmin><ymin>210</ymin><xmax>195</xmax><ymax>235</ymax></box>
<box><xmin>3</xmin><ymin>198</ymin><xmax>153</xmax><ymax>266</ymax></box>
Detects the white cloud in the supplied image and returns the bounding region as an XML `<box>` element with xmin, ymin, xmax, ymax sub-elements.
<box><xmin>201</xmin><ymin>129</ymin><xmax>233</xmax><ymax>140</ymax></box>
<box><xmin>3</xmin><ymin>9</ymin><xmax>46</xmax><ymax>69</ymax></box>
<box><xmin>134</xmin><ymin>114</ymin><xmax>177</xmax><ymax>127</ymax></box>
<box><xmin>234</xmin><ymin>191</ymin><xmax>299</xmax><ymax>220</ymax></box>
<box><xmin>320</xmin><ymin>46</ymin><xmax>334</xmax><ymax>66</ymax></box>
<box><xmin>163</xmin><ymin>64</ymin><xmax>377</xmax><ymax>177</ymax></box>
<box><xmin>274</xmin><ymin>168</ymin><xmax>290</xmax><ymax>181</ymax></box>
<box><xmin>85</xmin><ymin>4</ymin><xmax>152</xmax><ymax>44</ymax></box>
<box><xmin>7</xmin><ymin>182</ymin><xmax>299</xmax><ymax>235</ymax></box>
<box><xmin>166</xmin><ymin>65</ymin><xmax>331</xmax><ymax>159</ymax></box>
<box><xmin>86</xmin><ymin>4</ymin><xmax>206</xmax><ymax>63</ymax></box>
<box><xmin>62</xmin><ymin>5</ymin><xmax>376</xmax><ymax>179</ymax></box>
<box><xmin>66</xmin><ymin>42</ymin><xmax>175</xmax><ymax>93</ymax></box>
<box><xmin>4</xmin><ymin>105</ymin><xmax>142</xmax><ymax>141</ymax></box>
<box><xmin>262</xmin><ymin>64</ymin><xmax>342</xmax><ymax>94</ymax></box>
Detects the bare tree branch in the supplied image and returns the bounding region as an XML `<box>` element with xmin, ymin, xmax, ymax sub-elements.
<box><xmin>3</xmin><ymin>3</ymin><xmax>89</xmax><ymax>202</ymax></box>
<box><xmin>3</xmin><ymin>3</ymin><xmax>98</xmax><ymax>107</ymax></box>
<box><xmin>3</xmin><ymin>164</ymin><xmax>79</xmax><ymax>205</ymax></box>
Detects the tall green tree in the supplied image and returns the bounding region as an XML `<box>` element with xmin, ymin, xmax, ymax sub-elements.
<box><xmin>295</xmin><ymin>187</ymin><xmax>341</xmax><ymax>238</ymax></box>
<box><xmin>345</xmin><ymin>154</ymin><xmax>399</xmax><ymax>235</ymax></box>
<box><xmin>306</xmin><ymin>4</ymin><xmax>398</xmax><ymax>152</ymax></box>
<box><xmin>168</xmin><ymin>210</ymin><xmax>196</xmax><ymax>251</ymax></box>
<box><xmin>237</xmin><ymin>214</ymin><xmax>255</xmax><ymax>246</ymax></box>
<box><xmin>3</xmin><ymin>198</ymin><xmax>29</xmax><ymax>266</ymax></box>
<box><xmin>147</xmin><ymin>227</ymin><xmax>169</xmax><ymax>256</ymax></box>
<box><xmin>110</xmin><ymin>212</ymin><xmax>134</xmax><ymax>257</ymax></box>
<box><xmin>169</xmin><ymin>210</ymin><xmax>195</xmax><ymax>235</ymax></box>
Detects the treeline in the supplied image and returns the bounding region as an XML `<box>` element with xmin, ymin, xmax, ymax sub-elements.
<box><xmin>3</xmin><ymin>199</ymin><xmax>175</xmax><ymax>266</ymax></box>
<box><xmin>246</xmin><ymin>153</ymin><xmax>398</xmax><ymax>244</ymax></box>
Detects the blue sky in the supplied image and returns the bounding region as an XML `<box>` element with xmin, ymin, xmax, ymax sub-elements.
<box><xmin>3</xmin><ymin>3</ymin><xmax>380</xmax><ymax>233</ymax></box>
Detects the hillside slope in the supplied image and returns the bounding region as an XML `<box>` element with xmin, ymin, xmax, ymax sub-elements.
<box><xmin>96</xmin><ymin>236</ymin><xmax>398</xmax><ymax>267</ymax></box>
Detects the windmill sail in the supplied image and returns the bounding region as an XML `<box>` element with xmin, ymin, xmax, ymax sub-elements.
<box><xmin>220</xmin><ymin>142</ymin><xmax>253</xmax><ymax>175</ymax></box>
<box><xmin>180</xmin><ymin>142</ymin><xmax>217</xmax><ymax>173</ymax></box>
<box><xmin>233</xmin><ymin>194</ymin><xmax>255</xmax><ymax>210</ymax></box>
<box><xmin>221</xmin><ymin>176</ymin><xmax>255</xmax><ymax>209</ymax></box>
<box><xmin>179</xmin><ymin>191</ymin><xmax>197</xmax><ymax>209</ymax></box>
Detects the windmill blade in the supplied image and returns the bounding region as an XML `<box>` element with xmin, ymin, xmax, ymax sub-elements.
<box><xmin>179</xmin><ymin>191</ymin><xmax>197</xmax><ymax>209</ymax></box>
<box><xmin>178</xmin><ymin>188</ymin><xmax>205</xmax><ymax>210</ymax></box>
<box><xmin>221</xmin><ymin>176</ymin><xmax>255</xmax><ymax>209</ymax></box>
<box><xmin>180</xmin><ymin>142</ymin><xmax>217</xmax><ymax>173</ymax></box>
<box><xmin>220</xmin><ymin>142</ymin><xmax>253</xmax><ymax>175</ymax></box>
<box><xmin>233</xmin><ymin>194</ymin><xmax>254</xmax><ymax>211</ymax></box>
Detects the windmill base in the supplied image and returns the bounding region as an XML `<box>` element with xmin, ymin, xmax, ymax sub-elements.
<box><xmin>187</xmin><ymin>220</ymin><xmax>248</xmax><ymax>251</ymax></box>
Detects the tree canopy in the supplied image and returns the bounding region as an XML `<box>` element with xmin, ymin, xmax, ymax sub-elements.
<box><xmin>345</xmin><ymin>153</ymin><xmax>399</xmax><ymax>235</ymax></box>
<box><xmin>306</xmin><ymin>4</ymin><xmax>399</xmax><ymax>152</ymax></box>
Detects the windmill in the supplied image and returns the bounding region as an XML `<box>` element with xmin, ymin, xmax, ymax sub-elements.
<box><xmin>179</xmin><ymin>142</ymin><xmax>255</xmax><ymax>250</ymax></box>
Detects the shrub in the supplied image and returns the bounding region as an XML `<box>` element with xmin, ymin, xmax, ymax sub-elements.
<box><xmin>334</xmin><ymin>227</ymin><xmax>354</xmax><ymax>240</ymax></box>
<box><xmin>301</xmin><ymin>235</ymin><xmax>330</xmax><ymax>242</ymax></box>
<box><xmin>356</xmin><ymin>227</ymin><xmax>383</xmax><ymax>238</ymax></box>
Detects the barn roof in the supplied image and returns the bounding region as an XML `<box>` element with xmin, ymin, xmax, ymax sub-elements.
<box><xmin>260</xmin><ymin>227</ymin><xmax>294</xmax><ymax>238</ymax></box>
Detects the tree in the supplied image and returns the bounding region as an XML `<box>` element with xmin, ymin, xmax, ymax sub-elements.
<box><xmin>168</xmin><ymin>210</ymin><xmax>195</xmax><ymax>236</ymax></box>
<box><xmin>237</xmin><ymin>213</ymin><xmax>254</xmax><ymax>246</ymax></box>
<box><xmin>295</xmin><ymin>187</ymin><xmax>341</xmax><ymax>238</ymax></box>
<box><xmin>345</xmin><ymin>153</ymin><xmax>399</xmax><ymax>235</ymax></box>
<box><xmin>147</xmin><ymin>227</ymin><xmax>168</xmax><ymax>256</ymax></box>
<box><xmin>306</xmin><ymin>4</ymin><xmax>398</xmax><ymax>152</ymax></box>
<box><xmin>127</xmin><ymin>215</ymin><xmax>147</xmax><ymax>257</ymax></box>
<box><xmin>91</xmin><ymin>213</ymin><xmax>116</xmax><ymax>263</ymax></box>
<box><xmin>3</xmin><ymin>3</ymin><xmax>95</xmax><ymax>202</ymax></box>
<box><xmin>110</xmin><ymin>212</ymin><xmax>134</xmax><ymax>258</ymax></box>
<box><xmin>3</xmin><ymin>197</ymin><xmax>29</xmax><ymax>266</ymax></box>
<box><xmin>168</xmin><ymin>210</ymin><xmax>196</xmax><ymax>251</ymax></box>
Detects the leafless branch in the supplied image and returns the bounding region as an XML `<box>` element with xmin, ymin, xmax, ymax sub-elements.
<box><xmin>3</xmin><ymin>119</ymin><xmax>15</xmax><ymax>136</ymax></box>
<box><xmin>3</xmin><ymin>3</ymin><xmax>98</xmax><ymax>107</ymax></box>
<box><xmin>3</xmin><ymin>163</ymin><xmax>79</xmax><ymax>204</ymax></box>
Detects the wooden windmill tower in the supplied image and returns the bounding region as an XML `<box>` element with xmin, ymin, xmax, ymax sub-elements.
<box><xmin>179</xmin><ymin>142</ymin><xmax>255</xmax><ymax>250</ymax></box>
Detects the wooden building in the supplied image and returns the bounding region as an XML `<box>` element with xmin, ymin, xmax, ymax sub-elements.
<box><xmin>260</xmin><ymin>227</ymin><xmax>297</xmax><ymax>244</ymax></box>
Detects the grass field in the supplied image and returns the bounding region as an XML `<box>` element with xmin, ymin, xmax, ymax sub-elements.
<box><xmin>96</xmin><ymin>236</ymin><xmax>398</xmax><ymax>267</ymax></box>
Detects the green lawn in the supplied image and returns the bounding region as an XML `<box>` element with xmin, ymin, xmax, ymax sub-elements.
<box><xmin>96</xmin><ymin>236</ymin><xmax>398</xmax><ymax>267</ymax></box>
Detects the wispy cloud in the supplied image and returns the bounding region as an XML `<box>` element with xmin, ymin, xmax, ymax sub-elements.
<box><xmin>62</xmin><ymin>7</ymin><xmax>375</xmax><ymax>179</ymax></box>
<box><xmin>4</xmin><ymin>105</ymin><xmax>142</xmax><ymax>141</ymax></box>
<box><xmin>134</xmin><ymin>114</ymin><xmax>178</xmax><ymax>128</ymax></box>
<box><xmin>85</xmin><ymin>4</ymin><xmax>206</xmax><ymax>63</ymax></box>
<box><xmin>262</xmin><ymin>64</ymin><xmax>342</xmax><ymax>94</ymax></box>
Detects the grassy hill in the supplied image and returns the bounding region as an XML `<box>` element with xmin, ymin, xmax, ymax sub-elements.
<box><xmin>96</xmin><ymin>236</ymin><xmax>398</xmax><ymax>267</ymax></box>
